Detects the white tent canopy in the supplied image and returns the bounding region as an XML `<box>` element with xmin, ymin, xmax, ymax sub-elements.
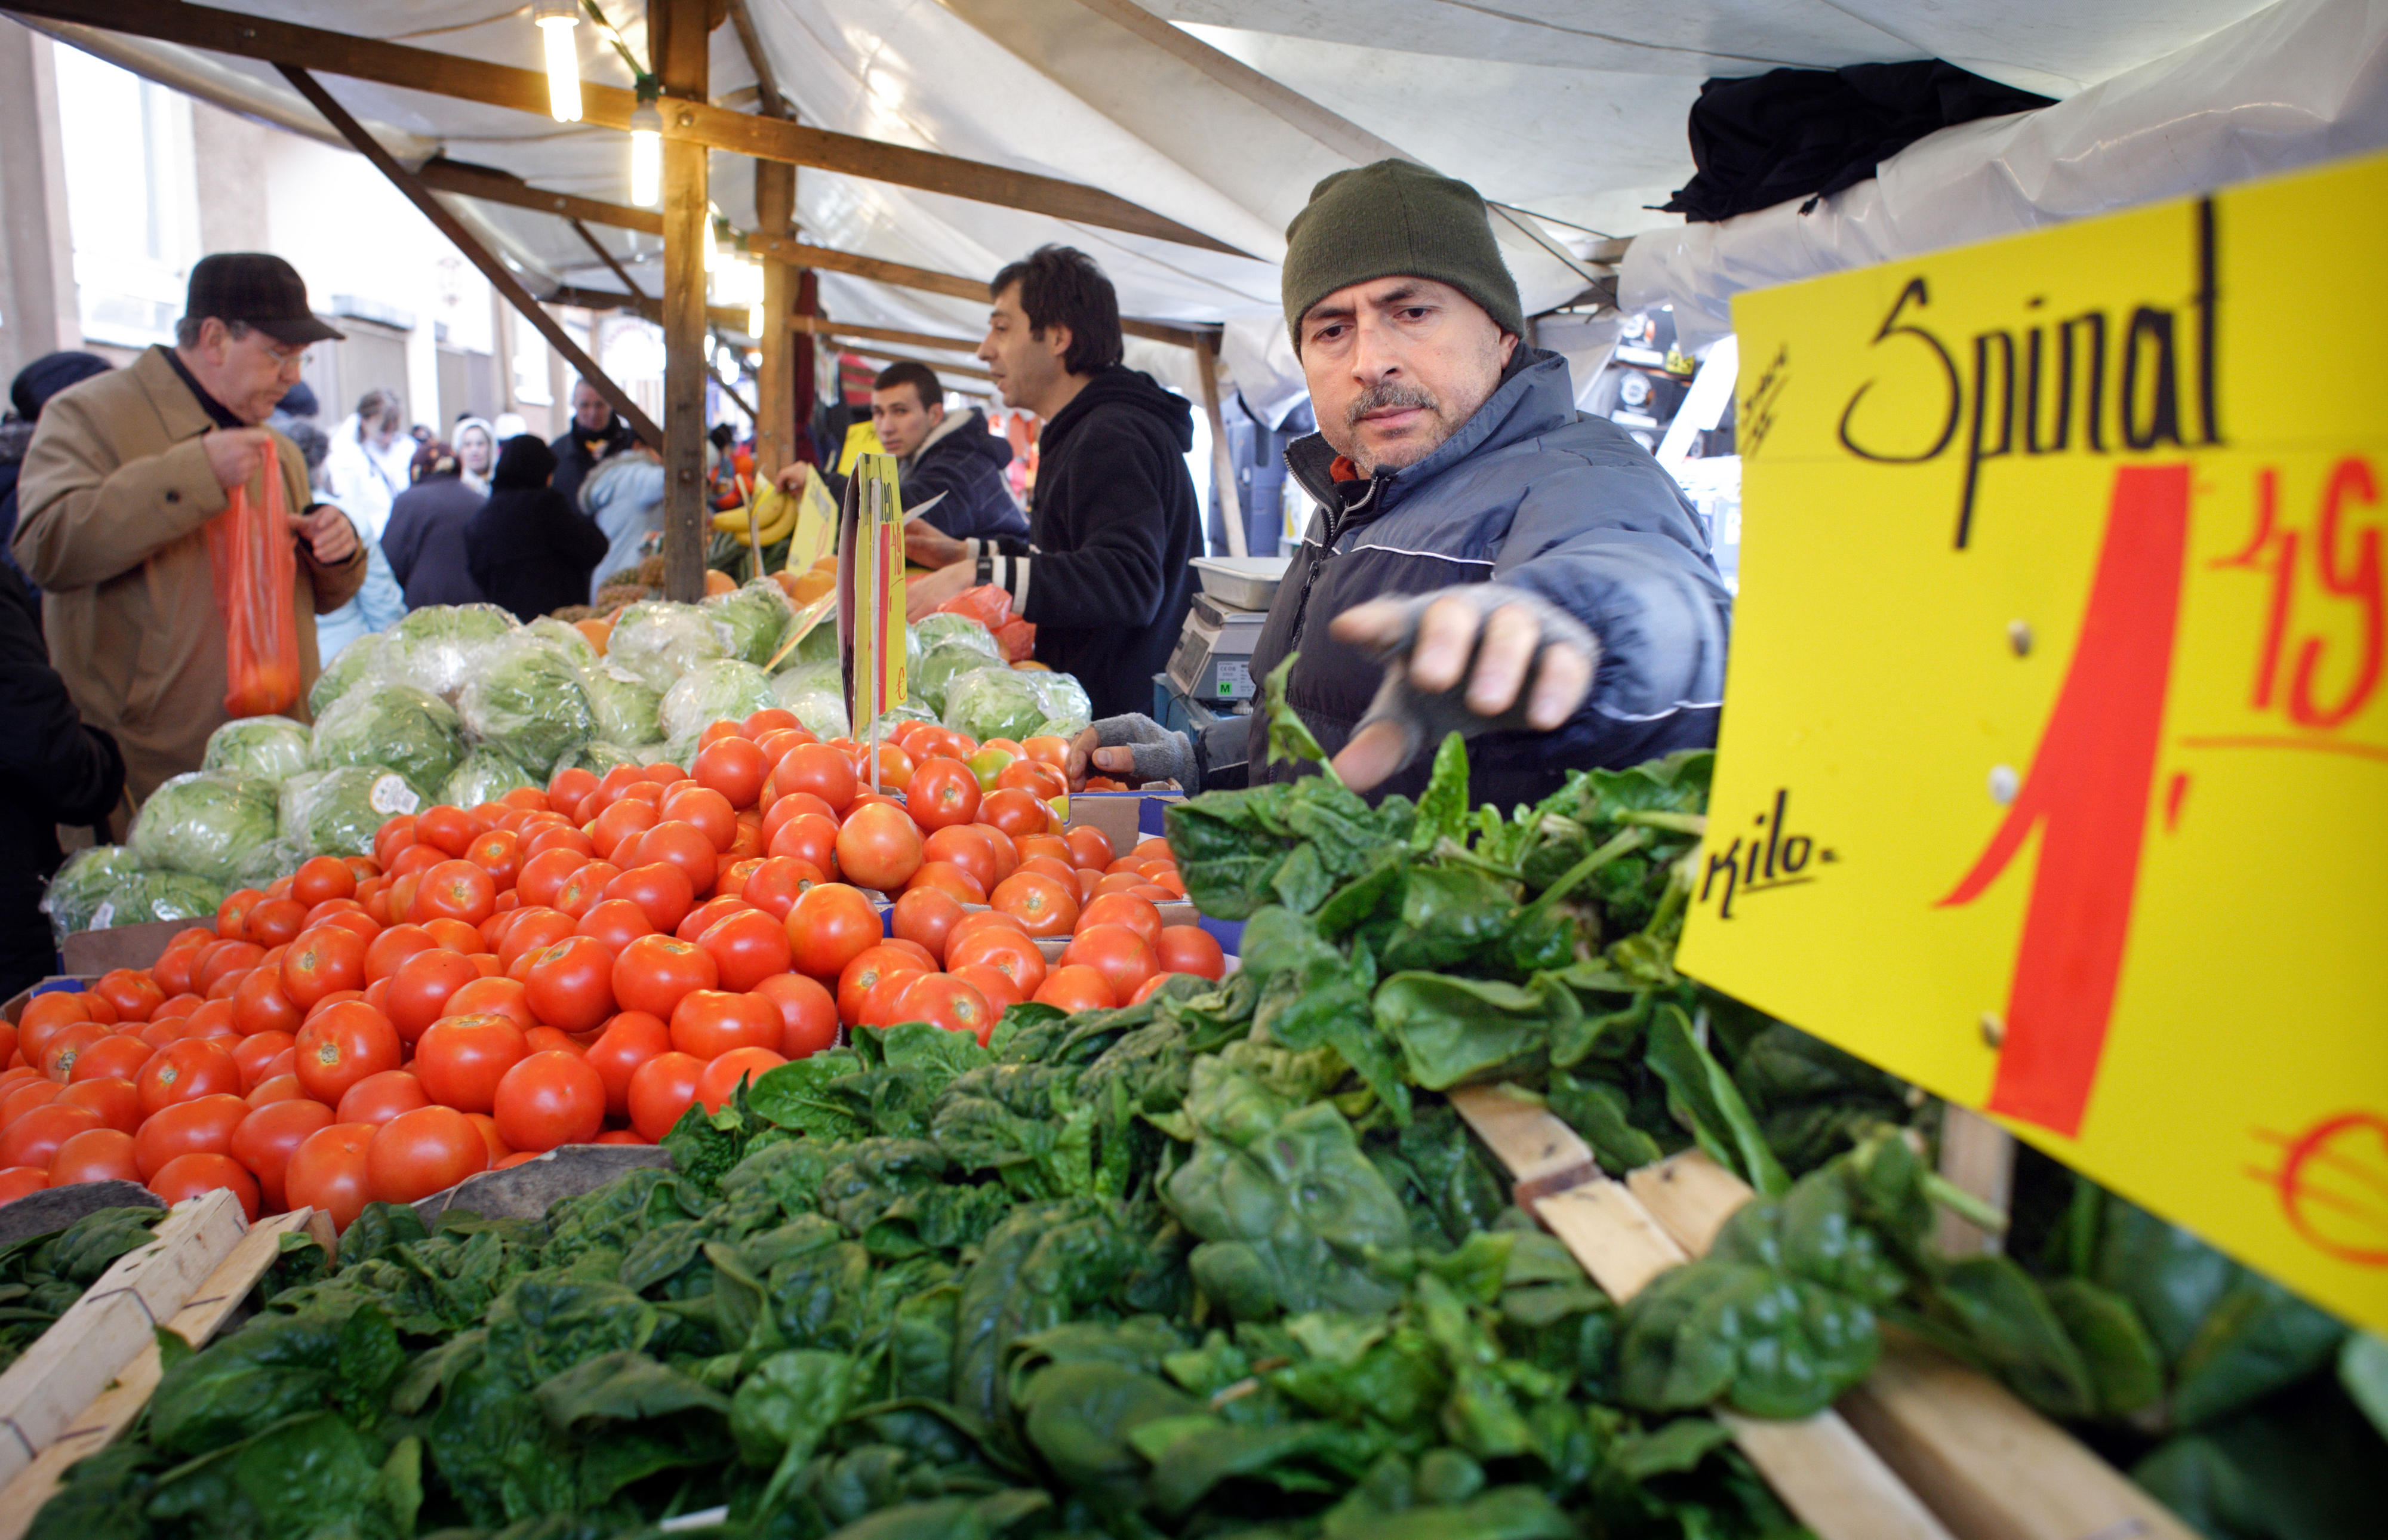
<box><xmin>25</xmin><ymin>0</ymin><xmax>2378</xmax><ymax>414</ymax></box>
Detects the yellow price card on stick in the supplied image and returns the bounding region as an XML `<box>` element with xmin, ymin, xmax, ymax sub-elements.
<box><xmin>1675</xmin><ymin>150</ymin><xmax>2388</xmax><ymax>1332</ymax></box>
<box><xmin>838</xmin><ymin>453</ymin><xmax>909</xmax><ymax>780</ymax></box>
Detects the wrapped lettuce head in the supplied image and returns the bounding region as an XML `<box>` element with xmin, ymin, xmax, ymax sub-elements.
<box><xmin>282</xmin><ymin>765</ymin><xmax>416</xmax><ymax>857</ymax></box>
<box><xmin>100</xmin><ymin>870</ymin><xmax>225</xmax><ymax>928</ymax></box>
<box><xmin>232</xmin><ymin>837</ymin><xmax>307</xmax><ymax>890</ymax></box>
<box><xmin>44</xmin><ymin>845</ymin><xmax>149</xmax><ymax>940</ymax></box>
<box><xmin>457</xmin><ymin>637</ymin><xmax>595</xmax><ymax>775</ymax></box>
<box><xmin>201</xmin><ymin>715</ymin><xmax>313</xmax><ymax>783</ymax></box>
<box><xmin>309</xmin><ymin>630</ymin><xmax>389</xmax><ymax>719</ymax></box>
<box><xmin>941</xmin><ymin>667</ymin><xmax>1050</xmax><ymax>745</ymax></box>
<box><xmin>660</xmin><ymin>659</ymin><xmax>778</xmax><ymax>746</ymax></box>
<box><xmin>310</xmin><ymin>683</ymin><xmax>467</xmax><ymax>802</ymax></box>
<box><xmin>522</xmin><ymin>615</ymin><xmax>598</xmax><ymax>661</ymax></box>
<box><xmin>703</xmin><ymin>580</ymin><xmax>796</xmax><ymax>666</ymax></box>
<box><xmin>1030</xmin><ymin>670</ymin><xmax>1092</xmax><ymax>736</ymax></box>
<box><xmin>128</xmin><ymin>769</ymin><xmax>280</xmax><ymax>883</ymax></box>
<box><xmin>771</xmin><ymin>682</ymin><xmax>849</xmax><ymax>740</ymax></box>
<box><xmin>565</xmin><ymin>741</ymin><xmax>645</xmax><ymax>775</ymax></box>
<box><xmin>380</xmin><ymin>603</ymin><xmax>518</xmax><ymax>700</ymax></box>
<box><xmin>607</xmin><ymin>600</ymin><xmax>729</xmax><ymax>692</ymax></box>
<box><xmin>444</xmin><ymin>748</ymin><xmax>536</xmax><ymax>807</ymax></box>
<box><xmin>916</xmin><ymin>643</ymin><xmax>1004</xmax><ymax>716</ymax></box>
<box><xmin>912</xmin><ymin>612</ymin><xmax>1001</xmax><ymax>660</ymax></box>
<box><xmin>580</xmin><ymin>667</ymin><xmax>663</xmax><ymax>746</ymax></box>
<box><xmin>778</xmin><ymin>616</ymin><xmax>841</xmax><ymax>672</ymax></box>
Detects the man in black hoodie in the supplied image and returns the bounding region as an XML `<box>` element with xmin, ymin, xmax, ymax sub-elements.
<box><xmin>903</xmin><ymin>246</ymin><xmax>1201</xmax><ymax>720</ymax></box>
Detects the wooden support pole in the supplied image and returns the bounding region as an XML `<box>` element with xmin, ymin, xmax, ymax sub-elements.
<box><xmin>1193</xmin><ymin>331</ymin><xmax>1247</xmax><ymax>558</ymax></box>
<box><xmin>793</xmin><ymin>266</ymin><xmax>819</xmax><ymax>446</ymax></box>
<box><xmin>657</xmin><ymin>0</ymin><xmax>711</xmax><ymax>603</ymax></box>
<box><xmin>753</xmin><ymin>162</ymin><xmax>798</xmax><ymax>479</ymax></box>
<box><xmin>275</xmin><ymin>66</ymin><xmax>658</xmax><ymax>447</ymax></box>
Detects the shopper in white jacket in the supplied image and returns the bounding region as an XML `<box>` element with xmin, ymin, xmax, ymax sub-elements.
<box><xmin>315</xmin><ymin>389</ymin><xmax>411</xmax><ymax>659</ymax></box>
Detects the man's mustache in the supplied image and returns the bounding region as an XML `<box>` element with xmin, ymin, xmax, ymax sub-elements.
<box><xmin>1346</xmin><ymin>381</ymin><xmax>1439</xmax><ymax>427</ymax></box>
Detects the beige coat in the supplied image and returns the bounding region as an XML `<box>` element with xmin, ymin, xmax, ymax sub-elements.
<box><xmin>13</xmin><ymin>346</ymin><xmax>367</xmax><ymax>805</ymax></box>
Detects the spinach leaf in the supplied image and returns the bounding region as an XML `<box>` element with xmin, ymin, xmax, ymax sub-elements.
<box><xmin>1644</xmin><ymin>1005</ymin><xmax>1789</xmax><ymax>1197</ymax></box>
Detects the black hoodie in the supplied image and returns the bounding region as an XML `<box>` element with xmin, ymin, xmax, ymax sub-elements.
<box><xmin>467</xmin><ymin>435</ymin><xmax>609</xmax><ymax>621</ymax></box>
<box><xmin>976</xmin><ymin>368</ymin><xmax>1200</xmax><ymax>720</ymax></box>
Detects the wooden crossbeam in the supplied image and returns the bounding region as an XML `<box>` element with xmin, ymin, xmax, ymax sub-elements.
<box><xmin>278</xmin><ymin>65</ymin><xmax>661</xmax><ymax>448</ymax></box>
<box><xmin>416</xmin><ymin>158</ymin><xmax>664</xmax><ymax>236</ymax></box>
<box><xmin>791</xmin><ymin>313</ymin><xmax>978</xmax><ymax>357</ymax></box>
<box><xmin>546</xmin><ymin>284</ymin><xmax>748</xmax><ymax>334</ymax></box>
<box><xmin>4</xmin><ymin>0</ymin><xmax>1245</xmax><ymax>256</ymax></box>
<box><xmin>829</xmin><ymin>343</ymin><xmax>996</xmax><ymax>384</ymax></box>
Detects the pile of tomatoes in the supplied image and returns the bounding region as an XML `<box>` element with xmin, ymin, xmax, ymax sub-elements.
<box><xmin>0</xmin><ymin>710</ymin><xmax>1222</xmax><ymax>1233</ymax></box>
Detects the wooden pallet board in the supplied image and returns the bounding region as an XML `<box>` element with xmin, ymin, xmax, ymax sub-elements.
<box><xmin>0</xmin><ymin>1207</ymin><xmax>333</xmax><ymax>1540</ymax></box>
<box><xmin>0</xmin><ymin>1190</ymin><xmax>247</xmax><ymax>1489</ymax></box>
<box><xmin>1448</xmin><ymin>1088</ymin><xmax>1955</xmax><ymax>1540</ymax></box>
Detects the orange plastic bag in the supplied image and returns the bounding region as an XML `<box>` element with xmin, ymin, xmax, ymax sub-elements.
<box><xmin>936</xmin><ymin>583</ymin><xmax>1013</xmax><ymax>632</ymax></box>
<box><xmin>204</xmin><ymin>438</ymin><xmax>303</xmax><ymax>717</ymax></box>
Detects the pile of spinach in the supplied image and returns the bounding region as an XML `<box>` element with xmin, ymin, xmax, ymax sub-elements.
<box><xmin>0</xmin><ymin>1206</ymin><xmax>164</xmax><ymax>1373</ymax></box>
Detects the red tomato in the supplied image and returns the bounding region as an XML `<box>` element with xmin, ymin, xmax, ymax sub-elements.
<box><xmin>465</xmin><ymin>828</ymin><xmax>522</xmax><ymax>891</ymax></box>
<box><xmin>584</xmin><ymin>1011</ymin><xmax>671</xmax><ymax>1117</ymax></box>
<box><xmin>132</xmin><ymin>1094</ymin><xmax>247</xmax><ymax>1181</ymax></box>
<box><xmin>466</xmin><ymin>1111</ymin><xmax>511</xmax><ymax>1164</ymax></box>
<box><xmin>826</xmin><ymin>804</ymin><xmax>918</xmax><ymax>893</ymax></box>
<box><xmin>49</xmin><ymin>1126</ymin><xmax>140</xmax><ymax>1187</ymax></box>
<box><xmin>415</xmin><ymin>805</ymin><xmax>484</xmax><ymax>858</ymax></box>
<box><xmin>1062</xmin><ymin>923</ymin><xmax>1158</xmax><ymax>1004</ymax></box>
<box><xmin>367</xmin><ymin>1105</ymin><xmax>490</xmax><ymax>1204</ymax></box>
<box><xmin>590</xmin><ymin>796</ymin><xmax>660</xmax><ymax>862</ymax></box>
<box><xmin>1063</xmin><ymin>825</ymin><xmax>1116</xmax><ymax>871</ymax></box>
<box><xmin>949</xmin><ymin>962</ymin><xmax>1027</xmax><ymax>1011</ymax></box>
<box><xmin>385</xmin><ymin>948</ymin><xmax>481</xmax><ymax>1043</ymax></box>
<box><xmin>137</xmin><ymin>1038</ymin><xmax>241</xmax><ymax>1117</ymax></box>
<box><xmin>441</xmin><ymin>975</ymin><xmax>538</xmax><ymax>1032</ymax></box>
<box><xmin>152</xmin><ymin>945</ymin><xmax>204</xmax><ymax>1000</ymax></box>
<box><xmin>149</xmin><ymin>1152</ymin><xmax>259</xmax><ymax>1221</ymax></box>
<box><xmin>890</xmin><ymin>887</ymin><xmax>966</xmax><ymax>964</ymax></box>
<box><xmin>577</xmin><ymin>897</ymin><xmax>656</xmax><ymax>955</ymax></box>
<box><xmin>196</xmin><ymin>941</ymin><xmax>266</xmax><ymax>997</ymax></box>
<box><xmin>695</xmin><ymin>1046</ymin><xmax>786</xmax><ymax>1113</ymax></box>
<box><xmin>602</xmin><ymin>861</ymin><xmax>696</xmax><ymax>934</ymax></box>
<box><xmin>0</xmin><ymin>1081</ymin><xmax>61</xmax><ymax>1129</ymax></box>
<box><xmin>523</xmin><ymin>1025</ymin><xmax>583</xmax><ymax>1057</ymax></box>
<box><xmin>627</xmin><ymin>1051</ymin><xmax>706</xmax><ymax>1142</ymax></box>
<box><xmin>412</xmin><ymin>859</ymin><xmax>497</xmax><ymax>926</ymax></box>
<box><xmin>1034</xmin><ymin>963</ymin><xmax>1117</xmax><ymax>1013</ymax></box>
<box><xmin>492</xmin><ymin>1051</ymin><xmax>605</xmax><ymax>1151</ymax></box>
<box><xmin>552</xmin><ymin>861</ymin><xmax>623</xmax><ymax>919</ymax></box>
<box><xmin>697</xmin><ymin>907</ymin><xmax>793</xmax><ymax>992</ymax></box>
<box><xmin>59</xmin><ymin>1077</ymin><xmax>141</xmax><ymax>1135</ymax></box>
<box><xmin>1156</xmin><ymin>925</ymin><xmax>1226</xmax><ymax>981</ymax></box>
<box><xmin>218</xmin><ymin>888</ymin><xmax>265</xmax><ymax>940</ymax></box>
<box><xmin>1077</xmin><ymin>893</ymin><xmax>1164</xmax><ymax>948</ymax></box>
<box><xmin>904</xmin><ymin>757</ymin><xmax>980</xmax><ymax>831</ymax></box>
<box><xmin>693</xmin><ymin>735</ymin><xmax>769</xmax><ymax>810</ymax></box>
<box><xmin>0</xmin><ymin>1168</ymin><xmax>45</xmax><ymax>1202</ymax></box>
<box><xmin>285</xmin><ymin>1123</ymin><xmax>376</xmax><ymax>1231</ymax></box>
<box><xmin>243</xmin><ymin>897</ymin><xmax>307</xmax><ymax>949</ymax></box>
<box><xmin>766</xmin><ymin>812</ymin><xmax>841</xmax><ymax>878</ymax></box>
<box><xmin>230</xmin><ymin>1030</ymin><xmax>295</xmax><ymax>1092</ymax></box>
<box><xmin>279</xmin><ymin>925</ymin><xmax>367</xmax><ymax>1009</ymax></box>
<box><xmin>784</xmin><ymin>883</ymin><xmax>882</xmax><ymax>981</ymax></box>
<box><xmin>675</xmin><ymin>894</ymin><xmax>750</xmax><ymax>944</ymax></box>
<box><xmin>523</xmin><ymin>936</ymin><xmax>618</xmax><ymax>1033</ymax></box>
<box><xmin>414</xmin><ymin>1014</ymin><xmax>529</xmax><ymax>1113</ymax></box>
<box><xmin>40</xmin><ymin>1021</ymin><xmax>106</xmax><ymax>1082</ymax></box>
<box><xmin>67</xmin><ymin>1035</ymin><xmax>151</xmax><ymax>1086</ymax></box>
<box><xmin>496</xmin><ymin>908</ymin><xmax>578</xmax><ymax>974</ymax></box>
<box><xmin>658</xmin><ymin>785</ymin><xmax>737</xmax><ymax>852</ymax></box>
<box><xmin>990</xmin><ymin>871</ymin><xmax>1079</xmax><ymax>938</ymax></box>
<box><xmin>752</xmin><ymin>974</ymin><xmax>838</xmax><ymax>1060</ymax></box>
<box><xmin>515</xmin><ymin>848</ymin><xmax>587</xmax><ymax>911</ymax></box>
<box><xmin>294</xmin><ymin>1001</ymin><xmax>402</xmax><ymax>1106</ymax></box>
<box><xmin>626</xmin><ymin>823</ymin><xmax>719</xmax><ymax>900</ymax></box>
<box><xmin>246</xmin><ymin>1073</ymin><xmax>306</xmax><ymax>1107</ymax></box>
<box><xmin>363</xmin><ymin>923</ymin><xmax>439</xmax><ymax>984</ymax></box>
<box><xmin>922</xmin><ymin>825</ymin><xmax>1001</xmax><ymax>893</ymax></box>
<box><xmin>611</xmin><ymin>934</ymin><xmax>718</xmax><ymax>1020</ymax></box>
<box><xmin>526</xmin><ymin>824</ymin><xmax>596</xmax><ymax>863</ymax></box>
<box><xmin>229</xmin><ymin>966</ymin><xmax>303</xmax><ymax>1039</ymax></box>
<box><xmin>740</xmin><ymin>857</ymin><xmax>823</xmax><ymax>922</ymax></box>
<box><xmin>547</xmin><ymin>766</ymin><xmax>599</xmax><ymax>821</ymax></box>
<box><xmin>230</xmin><ymin>1098</ymin><xmax>335</xmax><ymax>1209</ymax></box>
<box><xmin>978</xmin><ymin>787</ymin><xmax>1053</xmax><ymax>839</ymax></box>
<box><xmin>669</xmin><ymin>989</ymin><xmax>783</xmax><ymax>1060</ymax></box>
<box><xmin>715</xmin><ymin>857</ymin><xmax>765</xmax><ymax>901</ymax></box>
<box><xmin>291</xmin><ymin>855</ymin><xmax>358</xmax><ymax>907</ymax></box>
<box><xmin>93</xmin><ymin>969</ymin><xmax>164</xmax><ymax>1022</ymax></box>
<box><xmin>998</xmin><ymin>759</ymin><xmax>1069</xmax><ymax>800</ymax></box>
<box><xmin>946</xmin><ymin>925</ymin><xmax>1050</xmax><ymax>997</ymax></box>
<box><xmin>836</xmin><ymin>946</ymin><xmax>927</xmax><ymax>1028</ymax></box>
<box><xmin>905</xmin><ymin>861</ymin><xmax>987</xmax><ymax>905</ymax></box>
<box><xmin>778</xmin><ymin>743</ymin><xmax>857</xmax><ymax>813</ymax></box>
<box><xmin>335</xmin><ymin>1069</ymin><xmax>430</xmax><ymax>1128</ymax></box>
<box><xmin>898</xmin><ymin>974</ymin><xmax>997</xmax><ymax>1045</ymax></box>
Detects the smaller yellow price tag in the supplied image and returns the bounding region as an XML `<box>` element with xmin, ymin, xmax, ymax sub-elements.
<box><xmin>838</xmin><ymin>454</ymin><xmax>909</xmax><ymax>781</ymax></box>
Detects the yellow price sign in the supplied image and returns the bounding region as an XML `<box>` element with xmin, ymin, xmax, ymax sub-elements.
<box><xmin>838</xmin><ymin>453</ymin><xmax>909</xmax><ymax>759</ymax></box>
<box><xmin>1676</xmin><ymin>150</ymin><xmax>2388</xmax><ymax>1332</ymax></box>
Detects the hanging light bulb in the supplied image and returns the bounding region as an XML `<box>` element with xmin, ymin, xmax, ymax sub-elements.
<box><xmin>532</xmin><ymin>1</ymin><xmax>582</xmax><ymax>123</ymax></box>
<box><xmin>627</xmin><ymin>97</ymin><xmax>661</xmax><ymax>207</ymax></box>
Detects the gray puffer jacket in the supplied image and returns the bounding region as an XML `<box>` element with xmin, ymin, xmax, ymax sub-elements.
<box><xmin>1243</xmin><ymin>347</ymin><xmax>1730</xmax><ymax>808</ymax></box>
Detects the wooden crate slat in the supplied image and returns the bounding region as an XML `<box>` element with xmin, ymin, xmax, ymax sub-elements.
<box><xmin>1623</xmin><ymin>1148</ymin><xmax>1749</xmax><ymax>1255</ymax></box>
<box><xmin>1718</xmin><ymin>1409</ymin><xmax>1959</xmax><ymax>1540</ymax></box>
<box><xmin>0</xmin><ymin>1191</ymin><xmax>245</xmax><ymax>1488</ymax></box>
<box><xmin>1530</xmin><ymin>1181</ymin><xmax>1688</xmax><ymax>1301</ymax></box>
<box><xmin>0</xmin><ymin>1208</ymin><xmax>323</xmax><ymax>1540</ymax></box>
<box><xmin>1446</xmin><ymin>1084</ymin><xmax>1598</xmax><ymax>1201</ymax></box>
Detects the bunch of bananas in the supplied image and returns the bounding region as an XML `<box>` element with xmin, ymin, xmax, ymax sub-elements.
<box><xmin>713</xmin><ymin>483</ymin><xmax>795</xmax><ymax>546</ymax></box>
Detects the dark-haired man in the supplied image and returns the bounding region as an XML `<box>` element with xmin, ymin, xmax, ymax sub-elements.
<box><xmin>774</xmin><ymin>360</ymin><xmax>1025</xmax><ymax>542</ymax></box>
<box><xmin>903</xmin><ymin>245</ymin><xmax>1201</xmax><ymax>721</ymax></box>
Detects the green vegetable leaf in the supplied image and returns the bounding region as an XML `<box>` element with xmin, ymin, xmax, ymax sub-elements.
<box><xmin>1262</xmin><ymin>652</ymin><xmax>1338</xmax><ymax>783</ymax></box>
<box><xmin>1645</xmin><ymin>1005</ymin><xmax>1790</xmax><ymax>1197</ymax></box>
<box><xmin>1411</xmin><ymin>732</ymin><xmax>1471</xmax><ymax>851</ymax></box>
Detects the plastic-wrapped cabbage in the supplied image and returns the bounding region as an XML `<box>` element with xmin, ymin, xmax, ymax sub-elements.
<box><xmin>778</xmin><ymin>617</ymin><xmax>840</xmax><ymax>672</ymax></box>
<box><xmin>43</xmin><ymin>845</ymin><xmax>147</xmax><ymax>940</ymax></box>
<box><xmin>703</xmin><ymin>580</ymin><xmax>795</xmax><ymax>666</ymax></box>
<box><xmin>565</xmin><ymin>741</ymin><xmax>644</xmax><ymax>775</ymax></box>
<box><xmin>942</xmin><ymin>667</ymin><xmax>1050</xmax><ymax>744</ymax></box>
<box><xmin>457</xmin><ymin>638</ymin><xmax>594</xmax><ymax>775</ymax></box>
<box><xmin>916</xmin><ymin>643</ymin><xmax>1005</xmax><ymax>716</ymax></box>
<box><xmin>100</xmin><ymin>870</ymin><xmax>224</xmax><ymax>927</ymax></box>
<box><xmin>522</xmin><ymin>615</ymin><xmax>597</xmax><ymax>661</ymax></box>
<box><xmin>1030</xmin><ymin>670</ymin><xmax>1092</xmax><ymax>735</ymax></box>
<box><xmin>310</xmin><ymin>684</ymin><xmax>467</xmax><ymax>802</ymax></box>
<box><xmin>580</xmin><ymin>667</ymin><xmax>662</xmax><ymax>746</ymax></box>
<box><xmin>444</xmin><ymin>748</ymin><xmax>536</xmax><ymax>807</ymax></box>
<box><xmin>232</xmin><ymin>837</ymin><xmax>306</xmax><ymax>889</ymax></box>
<box><xmin>381</xmin><ymin>603</ymin><xmax>516</xmax><ymax>700</ymax></box>
<box><xmin>201</xmin><ymin>715</ymin><xmax>312</xmax><ymax>783</ymax></box>
<box><xmin>660</xmin><ymin>659</ymin><xmax>777</xmax><ymax>744</ymax></box>
<box><xmin>608</xmin><ymin>601</ymin><xmax>728</xmax><ymax>692</ymax></box>
<box><xmin>862</xmin><ymin>700</ymin><xmax>935</xmax><ymax>738</ymax></box>
<box><xmin>128</xmin><ymin>769</ymin><xmax>279</xmax><ymax>883</ymax></box>
<box><xmin>772</xmin><ymin>679</ymin><xmax>849</xmax><ymax>740</ymax></box>
<box><xmin>309</xmin><ymin>630</ymin><xmax>389</xmax><ymax>718</ymax></box>
<box><xmin>282</xmin><ymin>765</ymin><xmax>416</xmax><ymax>856</ymax></box>
<box><xmin>912</xmin><ymin>612</ymin><xmax>1001</xmax><ymax>660</ymax></box>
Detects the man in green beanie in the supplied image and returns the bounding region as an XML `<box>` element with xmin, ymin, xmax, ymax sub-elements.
<box><xmin>1072</xmin><ymin>160</ymin><xmax>1730</xmax><ymax>810</ymax></box>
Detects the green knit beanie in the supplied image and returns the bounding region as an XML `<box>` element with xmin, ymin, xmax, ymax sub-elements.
<box><xmin>1282</xmin><ymin>160</ymin><xmax>1524</xmax><ymax>349</ymax></box>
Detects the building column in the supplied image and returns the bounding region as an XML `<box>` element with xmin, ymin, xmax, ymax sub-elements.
<box><xmin>0</xmin><ymin>19</ymin><xmax>82</xmax><ymax>383</ymax></box>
